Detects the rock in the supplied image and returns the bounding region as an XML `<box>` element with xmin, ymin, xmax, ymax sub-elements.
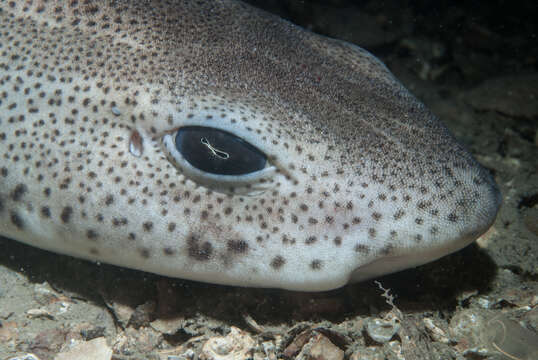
<box><xmin>199</xmin><ymin>327</ymin><xmax>255</xmax><ymax>360</ymax></box>
<box><xmin>129</xmin><ymin>301</ymin><xmax>155</xmax><ymax>328</ymax></box>
<box><xmin>26</xmin><ymin>308</ymin><xmax>54</xmax><ymax>320</ymax></box>
<box><xmin>484</xmin><ymin>314</ymin><xmax>538</xmax><ymax>360</ymax></box>
<box><xmin>122</xmin><ymin>326</ymin><xmax>163</xmax><ymax>354</ymax></box>
<box><xmin>349</xmin><ymin>347</ymin><xmax>385</xmax><ymax>360</ymax></box>
<box><xmin>104</xmin><ymin>301</ymin><xmax>134</xmax><ymax>328</ymax></box>
<box><xmin>463</xmin><ymin>74</ymin><xmax>538</xmax><ymax>118</ymax></box>
<box><xmin>55</xmin><ymin>337</ymin><xmax>112</xmax><ymax>360</ymax></box>
<box><xmin>423</xmin><ymin>318</ymin><xmax>450</xmax><ymax>344</ymax></box>
<box><xmin>161</xmin><ymin>349</ymin><xmax>195</xmax><ymax>360</ymax></box>
<box><xmin>260</xmin><ymin>340</ymin><xmax>277</xmax><ymax>360</ymax></box>
<box><xmin>79</xmin><ymin>324</ymin><xmax>107</xmax><ymax>341</ymax></box>
<box><xmin>32</xmin><ymin>282</ymin><xmax>61</xmax><ymax>306</ymax></box>
<box><xmin>150</xmin><ymin>315</ymin><xmax>186</xmax><ymax>335</ymax></box>
<box><xmin>283</xmin><ymin>329</ymin><xmax>316</xmax><ymax>358</ymax></box>
<box><xmin>447</xmin><ymin>309</ymin><xmax>538</xmax><ymax>358</ymax></box>
<box><xmin>156</xmin><ymin>336</ymin><xmax>204</xmax><ymax>360</ymax></box>
<box><xmin>0</xmin><ymin>320</ymin><xmax>18</xmax><ymax>343</ymax></box>
<box><xmin>449</xmin><ymin>309</ymin><xmax>487</xmax><ymax>351</ymax></box>
<box><xmin>385</xmin><ymin>340</ymin><xmax>404</xmax><ymax>360</ymax></box>
<box><xmin>365</xmin><ymin>316</ymin><xmax>401</xmax><ymax>343</ymax></box>
<box><xmin>296</xmin><ymin>333</ymin><xmax>344</xmax><ymax>360</ymax></box>
<box><xmin>28</xmin><ymin>328</ymin><xmax>68</xmax><ymax>359</ymax></box>
<box><xmin>7</xmin><ymin>355</ymin><xmax>41</xmax><ymax>360</ymax></box>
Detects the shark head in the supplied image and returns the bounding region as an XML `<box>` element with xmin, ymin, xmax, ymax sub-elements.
<box><xmin>0</xmin><ymin>0</ymin><xmax>500</xmax><ymax>290</ymax></box>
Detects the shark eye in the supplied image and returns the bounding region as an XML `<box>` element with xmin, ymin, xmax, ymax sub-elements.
<box><xmin>162</xmin><ymin>126</ymin><xmax>276</xmax><ymax>195</ymax></box>
<box><xmin>175</xmin><ymin>126</ymin><xmax>267</xmax><ymax>175</ymax></box>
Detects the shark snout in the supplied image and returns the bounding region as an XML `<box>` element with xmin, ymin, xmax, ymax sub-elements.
<box><xmin>453</xmin><ymin>164</ymin><xmax>502</xmax><ymax>245</ymax></box>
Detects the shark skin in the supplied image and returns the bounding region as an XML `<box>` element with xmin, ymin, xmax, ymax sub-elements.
<box><xmin>0</xmin><ymin>0</ymin><xmax>501</xmax><ymax>291</ymax></box>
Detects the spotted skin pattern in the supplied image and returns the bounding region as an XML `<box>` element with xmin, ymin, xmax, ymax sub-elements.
<box><xmin>0</xmin><ymin>0</ymin><xmax>501</xmax><ymax>291</ymax></box>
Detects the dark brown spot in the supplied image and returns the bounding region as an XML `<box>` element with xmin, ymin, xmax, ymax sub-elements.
<box><xmin>104</xmin><ymin>194</ymin><xmax>114</xmax><ymax>206</ymax></box>
<box><xmin>60</xmin><ymin>206</ymin><xmax>73</xmax><ymax>223</ymax></box>
<box><xmin>112</xmin><ymin>217</ymin><xmax>128</xmax><ymax>226</ymax></box>
<box><xmin>86</xmin><ymin>229</ymin><xmax>98</xmax><ymax>240</ymax></box>
<box><xmin>10</xmin><ymin>212</ymin><xmax>24</xmax><ymax>229</ymax></box>
<box><xmin>270</xmin><ymin>255</ymin><xmax>285</xmax><ymax>269</ymax></box>
<box><xmin>334</xmin><ymin>236</ymin><xmax>342</xmax><ymax>246</ymax></box>
<box><xmin>355</xmin><ymin>244</ymin><xmax>370</xmax><ymax>254</ymax></box>
<box><xmin>142</xmin><ymin>221</ymin><xmax>153</xmax><ymax>232</ymax></box>
<box><xmin>393</xmin><ymin>209</ymin><xmax>405</xmax><ymax>220</ymax></box>
<box><xmin>187</xmin><ymin>235</ymin><xmax>213</xmax><ymax>261</ymax></box>
<box><xmin>227</xmin><ymin>239</ymin><xmax>249</xmax><ymax>254</ymax></box>
<box><xmin>163</xmin><ymin>247</ymin><xmax>176</xmax><ymax>256</ymax></box>
<box><xmin>11</xmin><ymin>184</ymin><xmax>27</xmax><ymax>201</ymax></box>
<box><xmin>380</xmin><ymin>245</ymin><xmax>394</xmax><ymax>255</ymax></box>
<box><xmin>305</xmin><ymin>236</ymin><xmax>317</xmax><ymax>244</ymax></box>
<box><xmin>310</xmin><ymin>259</ymin><xmax>322</xmax><ymax>270</ymax></box>
<box><xmin>40</xmin><ymin>206</ymin><xmax>51</xmax><ymax>218</ymax></box>
<box><xmin>138</xmin><ymin>247</ymin><xmax>151</xmax><ymax>258</ymax></box>
<box><xmin>417</xmin><ymin>200</ymin><xmax>431</xmax><ymax>210</ymax></box>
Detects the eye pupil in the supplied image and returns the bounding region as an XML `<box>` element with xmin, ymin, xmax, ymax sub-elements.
<box><xmin>175</xmin><ymin>126</ymin><xmax>267</xmax><ymax>175</ymax></box>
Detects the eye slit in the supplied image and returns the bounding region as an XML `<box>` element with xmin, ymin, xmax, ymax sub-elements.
<box><xmin>175</xmin><ymin>126</ymin><xmax>267</xmax><ymax>176</ymax></box>
<box><xmin>200</xmin><ymin>137</ymin><xmax>229</xmax><ymax>160</ymax></box>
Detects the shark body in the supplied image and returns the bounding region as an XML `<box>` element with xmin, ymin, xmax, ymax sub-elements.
<box><xmin>0</xmin><ymin>0</ymin><xmax>500</xmax><ymax>290</ymax></box>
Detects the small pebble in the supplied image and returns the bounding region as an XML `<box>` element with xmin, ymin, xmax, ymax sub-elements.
<box><xmin>296</xmin><ymin>333</ymin><xmax>344</xmax><ymax>360</ymax></box>
<box><xmin>8</xmin><ymin>355</ymin><xmax>41</xmax><ymax>360</ymax></box>
<box><xmin>365</xmin><ymin>316</ymin><xmax>401</xmax><ymax>343</ymax></box>
<box><xmin>423</xmin><ymin>318</ymin><xmax>450</xmax><ymax>344</ymax></box>
<box><xmin>55</xmin><ymin>337</ymin><xmax>112</xmax><ymax>360</ymax></box>
<box><xmin>199</xmin><ymin>327</ymin><xmax>255</xmax><ymax>360</ymax></box>
<box><xmin>26</xmin><ymin>308</ymin><xmax>54</xmax><ymax>320</ymax></box>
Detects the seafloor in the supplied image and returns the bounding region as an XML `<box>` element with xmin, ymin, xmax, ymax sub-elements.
<box><xmin>1</xmin><ymin>1</ymin><xmax>537</xmax><ymax>359</ymax></box>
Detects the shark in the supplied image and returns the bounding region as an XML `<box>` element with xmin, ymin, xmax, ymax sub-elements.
<box><xmin>0</xmin><ymin>0</ymin><xmax>501</xmax><ymax>291</ymax></box>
